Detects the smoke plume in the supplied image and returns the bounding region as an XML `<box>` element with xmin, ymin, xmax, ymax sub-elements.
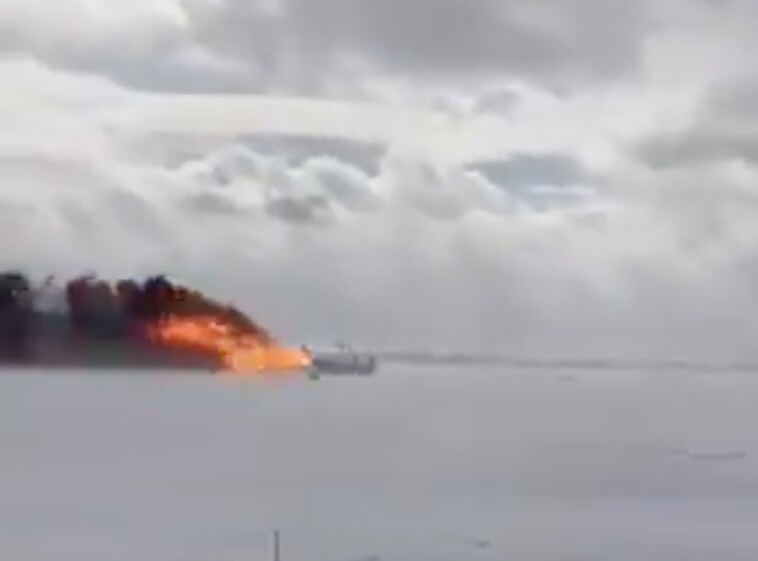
<box><xmin>0</xmin><ymin>271</ymin><xmax>311</xmax><ymax>373</ymax></box>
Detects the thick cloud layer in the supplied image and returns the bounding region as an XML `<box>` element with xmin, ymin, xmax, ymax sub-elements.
<box><xmin>0</xmin><ymin>0</ymin><xmax>657</xmax><ymax>94</ymax></box>
<box><xmin>3</xmin><ymin>1</ymin><xmax>758</xmax><ymax>360</ymax></box>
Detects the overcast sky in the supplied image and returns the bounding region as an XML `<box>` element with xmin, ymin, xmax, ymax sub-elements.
<box><xmin>2</xmin><ymin>0</ymin><xmax>758</xmax><ymax>359</ymax></box>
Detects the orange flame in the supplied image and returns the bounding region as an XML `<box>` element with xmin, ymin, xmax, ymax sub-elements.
<box><xmin>145</xmin><ymin>316</ymin><xmax>312</xmax><ymax>374</ymax></box>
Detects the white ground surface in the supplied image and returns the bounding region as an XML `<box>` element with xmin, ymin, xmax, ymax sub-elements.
<box><xmin>1</xmin><ymin>366</ymin><xmax>758</xmax><ymax>561</ymax></box>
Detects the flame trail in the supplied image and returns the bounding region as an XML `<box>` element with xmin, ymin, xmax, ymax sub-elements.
<box><xmin>129</xmin><ymin>275</ymin><xmax>314</xmax><ymax>374</ymax></box>
<box><xmin>145</xmin><ymin>315</ymin><xmax>312</xmax><ymax>373</ymax></box>
<box><xmin>0</xmin><ymin>271</ymin><xmax>313</xmax><ymax>374</ymax></box>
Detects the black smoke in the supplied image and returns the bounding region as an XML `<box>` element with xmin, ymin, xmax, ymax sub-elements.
<box><xmin>0</xmin><ymin>271</ymin><xmax>273</xmax><ymax>362</ymax></box>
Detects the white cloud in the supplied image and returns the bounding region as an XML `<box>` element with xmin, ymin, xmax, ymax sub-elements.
<box><xmin>0</xmin><ymin>0</ymin><xmax>190</xmax><ymax>66</ymax></box>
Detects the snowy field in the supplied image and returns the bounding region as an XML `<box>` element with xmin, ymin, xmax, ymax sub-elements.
<box><xmin>1</xmin><ymin>365</ymin><xmax>758</xmax><ymax>561</ymax></box>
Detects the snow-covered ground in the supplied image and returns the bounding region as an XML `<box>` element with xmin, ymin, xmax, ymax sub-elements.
<box><xmin>1</xmin><ymin>366</ymin><xmax>757</xmax><ymax>561</ymax></box>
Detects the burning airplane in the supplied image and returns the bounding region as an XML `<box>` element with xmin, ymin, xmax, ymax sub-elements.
<box><xmin>0</xmin><ymin>271</ymin><xmax>377</xmax><ymax>378</ymax></box>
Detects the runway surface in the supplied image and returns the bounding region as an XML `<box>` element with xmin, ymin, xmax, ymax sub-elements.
<box><xmin>1</xmin><ymin>365</ymin><xmax>757</xmax><ymax>560</ymax></box>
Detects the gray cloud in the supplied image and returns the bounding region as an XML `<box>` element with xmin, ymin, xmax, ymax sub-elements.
<box><xmin>636</xmin><ymin>129</ymin><xmax>758</xmax><ymax>168</ymax></box>
<box><xmin>633</xmin><ymin>10</ymin><xmax>758</xmax><ymax>170</ymax></box>
<box><xmin>195</xmin><ymin>0</ymin><xmax>655</xmax><ymax>95</ymax></box>
<box><xmin>265</xmin><ymin>193</ymin><xmax>334</xmax><ymax>225</ymax></box>
<box><xmin>474</xmin><ymin>87</ymin><xmax>522</xmax><ymax>114</ymax></box>
<box><xmin>0</xmin><ymin>0</ymin><xmax>654</xmax><ymax>94</ymax></box>
<box><xmin>638</xmin><ymin>132</ymin><xmax>758</xmax><ymax>173</ymax></box>
<box><xmin>286</xmin><ymin>0</ymin><xmax>648</xmax><ymax>82</ymax></box>
<box><xmin>242</xmin><ymin>134</ymin><xmax>384</xmax><ymax>176</ymax></box>
<box><xmin>634</xmin><ymin>81</ymin><xmax>758</xmax><ymax>167</ymax></box>
<box><xmin>0</xmin><ymin>1</ymin><xmax>257</xmax><ymax>92</ymax></box>
<box><xmin>181</xmin><ymin>191</ymin><xmax>247</xmax><ymax>217</ymax></box>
